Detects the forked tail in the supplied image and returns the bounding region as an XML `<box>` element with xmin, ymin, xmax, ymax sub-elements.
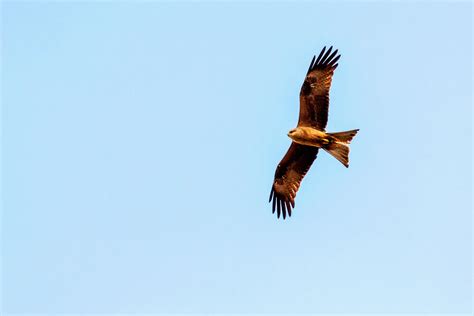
<box><xmin>324</xmin><ymin>129</ymin><xmax>359</xmax><ymax>168</ymax></box>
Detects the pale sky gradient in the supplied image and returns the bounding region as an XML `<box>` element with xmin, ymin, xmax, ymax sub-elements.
<box><xmin>1</xmin><ymin>1</ymin><xmax>472</xmax><ymax>314</ymax></box>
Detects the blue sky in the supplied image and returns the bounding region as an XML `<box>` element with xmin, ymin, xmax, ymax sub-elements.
<box><xmin>1</xmin><ymin>1</ymin><xmax>472</xmax><ymax>314</ymax></box>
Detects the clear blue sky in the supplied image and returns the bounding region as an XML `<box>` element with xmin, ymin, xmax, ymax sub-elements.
<box><xmin>1</xmin><ymin>1</ymin><xmax>472</xmax><ymax>314</ymax></box>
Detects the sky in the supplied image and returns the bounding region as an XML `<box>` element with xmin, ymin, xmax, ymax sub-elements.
<box><xmin>1</xmin><ymin>1</ymin><xmax>472</xmax><ymax>314</ymax></box>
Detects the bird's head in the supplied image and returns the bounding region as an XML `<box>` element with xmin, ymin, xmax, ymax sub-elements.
<box><xmin>287</xmin><ymin>128</ymin><xmax>299</xmax><ymax>140</ymax></box>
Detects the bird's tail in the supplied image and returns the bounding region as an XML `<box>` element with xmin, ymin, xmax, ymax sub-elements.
<box><xmin>324</xmin><ymin>129</ymin><xmax>359</xmax><ymax>168</ymax></box>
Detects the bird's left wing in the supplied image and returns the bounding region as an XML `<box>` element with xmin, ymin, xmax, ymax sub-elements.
<box><xmin>298</xmin><ymin>46</ymin><xmax>340</xmax><ymax>130</ymax></box>
<box><xmin>269</xmin><ymin>142</ymin><xmax>319</xmax><ymax>219</ymax></box>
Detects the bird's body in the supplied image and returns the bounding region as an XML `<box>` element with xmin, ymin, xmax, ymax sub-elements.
<box><xmin>269</xmin><ymin>46</ymin><xmax>359</xmax><ymax>219</ymax></box>
<box><xmin>288</xmin><ymin>126</ymin><xmax>330</xmax><ymax>147</ymax></box>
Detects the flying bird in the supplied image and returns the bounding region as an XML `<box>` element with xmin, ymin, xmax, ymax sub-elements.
<box><xmin>269</xmin><ymin>46</ymin><xmax>359</xmax><ymax>219</ymax></box>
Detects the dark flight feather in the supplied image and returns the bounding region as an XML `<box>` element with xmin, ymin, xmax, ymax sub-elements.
<box><xmin>314</xmin><ymin>46</ymin><xmax>326</xmax><ymax>66</ymax></box>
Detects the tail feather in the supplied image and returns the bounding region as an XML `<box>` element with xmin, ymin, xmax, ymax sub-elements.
<box><xmin>324</xmin><ymin>142</ymin><xmax>350</xmax><ymax>167</ymax></box>
<box><xmin>327</xmin><ymin>129</ymin><xmax>359</xmax><ymax>143</ymax></box>
<box><xmin>324</xmin><ymin>129</ymin><xmax>359</xmax><ymax>168</ymax></box>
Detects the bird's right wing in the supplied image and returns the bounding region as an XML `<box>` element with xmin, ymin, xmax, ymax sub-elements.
<box><xmin>298</xmin><ymin>46</ymin><xmax>340</xmax><ymax>130</ymax></box>
<box><xmin>269</xmin><ymin>142</ymin><xmax>319</xmax><ymax>219</ymax></box>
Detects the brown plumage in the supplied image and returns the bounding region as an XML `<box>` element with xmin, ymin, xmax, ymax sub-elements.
<box><xmin>269</xmin><ymin>46</ymin><xmax>359</xmax><ymax>219</ymax></box>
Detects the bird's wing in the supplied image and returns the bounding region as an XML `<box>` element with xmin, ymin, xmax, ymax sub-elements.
<box><xmin>269</xmin><ymin>142</ymin><xmax>319</xmax><ymax>219</ymax></box>
<box><xmin>298</xmin><ymin>46</ymin><xmax>341</xmax><ymax>130</ymax></box>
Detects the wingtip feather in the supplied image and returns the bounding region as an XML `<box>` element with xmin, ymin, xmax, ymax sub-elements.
<box><xmin>309</xmin><ymin>46</ymin><xmax>341</xmax><ymax>71</ymax></box>
<box><xmin>320</xmin><ymin>46</ymin><xmax>333</xmax><ymax>65</ymax></box>
<box><xmin>329</xmin><ymin>54</ymin><xmax>341</xmax><ymax>67</ymax></box>
<box><xmin>277</xmin><ymin>199</ymin><xmax>281</xmax><ymax>218</ymax></box>
<box><xmin>313</xmin><ymin>46</ymin><xmax>326</xmax><ymax>67</ymax></box>
<box><xmin>324</xmin><ymin>50</ymin><xmax>338</xmax><ymax>66</ymax></box>
<box><xmin>285</xmin><ymin>201</ymin><xmax>292</xmax><ymax>217</ymax></box>
<box><xmin>282</xmin><ymin>201</ymin><xmax>287</xmax><ymax>219</ymax></box>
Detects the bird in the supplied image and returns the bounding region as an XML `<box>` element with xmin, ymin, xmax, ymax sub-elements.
<box><xmin>269</xmin><ymin>46</ymin><xmax>359</xmax><ymax>219</ymax></box>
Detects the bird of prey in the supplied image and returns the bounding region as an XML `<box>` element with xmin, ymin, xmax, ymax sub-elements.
<box><xmin>269</xmin><ymin>46</ymin><xmax>359</xmax><ymax>219</ymax></box>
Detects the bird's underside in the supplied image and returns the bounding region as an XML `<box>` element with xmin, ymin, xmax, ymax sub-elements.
<box><xmin>269</xmin><ymin>46</ymin><xmax>359</xmax><ymax>219</ymax></box>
